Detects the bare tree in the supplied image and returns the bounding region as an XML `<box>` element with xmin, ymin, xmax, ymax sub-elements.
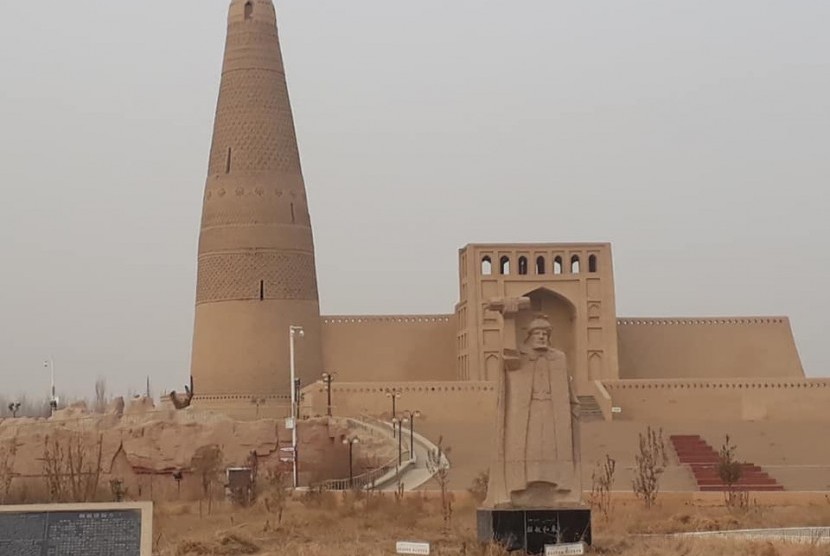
<box><xmin>261</xmin><ymin>464</ymin><xmax>289</xmax><ymax>529</ymax></box>
<box><xmin>0</xmin><ymin>437</ymin><xmax>18</xmax><ymax>504</ymax></box>
<box><xmin>426</xmin><ymin>435</ymin><xmax>453</xmax><ymax>530</ymax></box>
<box><xmin>191</xmin><ymin>445</ymin><xmax>223</xmax><ymax>517</ymax></box>
<box><xmin>632</xmin><ymin>426</ymin><xmax>667</xmax><ymax>509</ymax></box>
<box><xmin>589</xmin><ymin>454</ymin><xmax>616</xmax><ymax>520</ymax></box>
<box><xmin>42</xmin><ymin>432</ymin><xmax>104</xmax><ymax>503</ymax></box>
<box><xmin>718</xmin><ymin>435</ymin><xmax>749</xmax><ymax>509</ymax></box>
<box><xmin>94</xmin><ymin>378</ymin><xmax>107</xmax><ymax>414</ymax></box>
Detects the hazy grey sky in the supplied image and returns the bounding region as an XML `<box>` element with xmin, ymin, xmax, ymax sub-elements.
<box><xmin>0</xmin><ymin>1</ymin><xmax>828</xmax><ymax>399</ymax></box>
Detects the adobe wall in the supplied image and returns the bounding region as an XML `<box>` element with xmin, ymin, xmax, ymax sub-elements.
<box><xmin>320</xmin><ymin>315</ymin><xmax>457</xmax><ymax>383</ymax></box>
<box><xmin>603</xmin><ymin>378</ymin><xmax>830</xmax><ymax>422</ymax></box>
<box><xmin>191</xmin><ymin>394</ymin><xmax>291</xmax><ymax>420</ymax></box>
<box><xmin>617</xmin><ymin>317</ymin><xmax>804</xmax><ymax>379</ymax></box>
<box><xmin>299</xmin><ymin>378</ymin><xmax>830</xmax><ymax>491</ymax></box>
<box><xmin>305</xmin><ymin>381</ymin><xmax>496</xmax><ymax>422</ymax></box>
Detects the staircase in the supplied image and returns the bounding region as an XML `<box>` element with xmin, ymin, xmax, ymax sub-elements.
<box><xmin>670</xmin><ymin>435</ymin><xmax>784</xmax><ymax>492</ymax></box>
<box><xmin>577</xmin><ymin>396</ymin><xmax>604</xmax><ymax>421</ymax></box>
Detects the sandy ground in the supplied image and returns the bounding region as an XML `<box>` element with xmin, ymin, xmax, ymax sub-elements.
<box><xmin>155</xmin><ymin>491</ymin><xmax>830</xmax><ymax>555</ymax></box>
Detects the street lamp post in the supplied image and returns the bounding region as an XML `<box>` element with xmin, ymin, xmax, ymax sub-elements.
<box><xmin>342</xmin><ymin>437</ymin><xmax>359</xmax><ymax>489</ymax></box>
<box><xmin>404</xmin><ymin>410</ymin><xmax>421</xmax><ymax>460</ymax></box>
<box><xmin>386</xmin><ymin>389</ymin><xmax>402</xmax><ymax>436</ymax></box>
<box><xmin>322</xmin><ymin>372</ymin><xmax>335</xmax><ymax>417</ymax></box>
<box><xmin>43</xmin><ymin>359</ymin><xmax>58</xmax><ymax>415</ymax></box>
<box><xmin>392</xmin><ymin>417</ymin><xmax>408</xmax><ymax>466</ymax></box>
<box><xmin>289</xmin><ymin>325</ymin><xmax>304</xmax><ymax>489</ymax></box>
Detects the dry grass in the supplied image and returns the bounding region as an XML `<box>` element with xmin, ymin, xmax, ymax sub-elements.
<box><xmin>156</xmin><ymin>492</ymin><xmax>830</xmax><ymax>555</ymax></box>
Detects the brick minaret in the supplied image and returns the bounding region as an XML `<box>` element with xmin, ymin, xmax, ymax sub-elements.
<box><xmin>190</xmin><ymin>0</ymin><xmax>323</xmax><ymax>399</ymax></box>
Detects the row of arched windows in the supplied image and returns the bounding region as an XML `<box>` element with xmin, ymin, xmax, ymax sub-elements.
<box><xmin>481</xmin><ymin>254</ymin><xmax>598</xmax><ymax>276</ymax></box>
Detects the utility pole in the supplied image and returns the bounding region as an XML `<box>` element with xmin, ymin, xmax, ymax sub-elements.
<box><xmin>289</xmin><ymin>325</ymin><xmax>304</xmax><ymax>489</ymax></box>
<box><xmin>322</xmin><ymin>372</ymin><xmax>335</xmax><ymax>417</ymax></box>
<box><xmin>44</xmin><ymin>359</ymin><xmax>58</xmax><ymax>415</ymax></box>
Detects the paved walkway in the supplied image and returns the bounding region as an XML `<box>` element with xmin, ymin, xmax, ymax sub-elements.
<box><xmin>384</xmin><ymin>432</ymin><xmax>433</xmax><ymax>491</ymax></box>
<box><xmin>645</xmin><ymin>527</ymin><xmax>830</xmax><ymax>545</ymax></box>
<box><xmin>367</xmin><ymin>419</ymin><xmax>448</xmax><ymax>492</ymax></box>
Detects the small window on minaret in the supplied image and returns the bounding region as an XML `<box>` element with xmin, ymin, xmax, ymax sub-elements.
<box><xmin>244</xmin><ymin>2</ymin><xmax>254</xmax><ymax>20</ymax></box>
<box><xmin>290</xmin><ymin>203</ymin><xmax>296</xmax><ymax>223</ymax></box>
<box><xmin>226</xmin><ymin>148</ymin><xmax>232</xmax><ymax>174</ymax></box>
<box><xmin>259</xmin><ymin>280</ymin><xmax>264</xmax><ymax>301</ymax></box>
<box><xmin>589</xmin><ymin>255</ymin><xmax>598</xmax><ymax>273</ymax></box>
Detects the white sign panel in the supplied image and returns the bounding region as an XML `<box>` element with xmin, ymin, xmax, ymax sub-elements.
<box><xmin>396</xmin><ymin>541</ymin><xmax>430</xmax><ymax>555</ymax></box>
<box><xmin>545</xmin><ymin>542</ymin><xmax>586</xmax><ymax>555</ymax></box>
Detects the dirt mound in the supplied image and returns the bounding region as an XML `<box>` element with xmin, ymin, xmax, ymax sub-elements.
<box><xmin>176</xmin><ymin>532</ymin><xmax>260</xmax><ymax>555</ymax></box>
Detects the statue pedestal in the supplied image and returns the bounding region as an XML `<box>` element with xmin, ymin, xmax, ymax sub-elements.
<box><xmin>476</xmin><ymin>507</ymin><xmax>591</xmax><ymax>554</ymax></box>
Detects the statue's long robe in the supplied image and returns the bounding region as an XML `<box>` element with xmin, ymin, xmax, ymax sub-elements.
<box><xmin>485</xmin><ymin>347</ymin><xmax>581</xmax><ymax>507</ymax></box>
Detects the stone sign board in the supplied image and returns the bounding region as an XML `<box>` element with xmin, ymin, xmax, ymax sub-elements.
<box><xmin>545</xmin><ymin>542</ymin><xmax>586</xmax><ymax>555</ymax></box>
<box><xmin>396</xmin><ymin>540</ymin><xmax>431</xmax><ymax>554</ymax></box>
<box><xmin>0</xmin><ymin>501</ymin><xmax>152</xmax><ymax>556</ymax></box>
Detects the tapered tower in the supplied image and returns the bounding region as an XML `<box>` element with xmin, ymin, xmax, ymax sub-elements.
<box><xmin>190</xmin><ymin>0</ymin><xmax>323</xmax><ymax>399</ymax></box>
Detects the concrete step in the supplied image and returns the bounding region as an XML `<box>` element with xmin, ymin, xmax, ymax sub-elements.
<box><xmin>696</xmin><ymin>478</ymin><xmax>779</xmax><ymax>486</ymax></box>
<box><xmin>577</xmin><ymin>395</ymin><xmax>604</xmax><ymax>421</ymax></box>
<box><xmin>669</xmin><ymin>434</ymin><xmax>784</xmax><ymax>492</ymax></box>
<box><xmin>690</xmin><ymin>464</ymin><xmax>762</xmax><ymax>471</ymax></box>
<box><xmin>700</xmin><ymin>485</ymin><xmax>784</xmax><ymax>492</ymax></box>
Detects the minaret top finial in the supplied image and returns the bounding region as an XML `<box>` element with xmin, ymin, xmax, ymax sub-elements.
<box><xmin>228</xmin><ymin>0</ymin><xmax>276</xmax><ymax>25</ymax></box>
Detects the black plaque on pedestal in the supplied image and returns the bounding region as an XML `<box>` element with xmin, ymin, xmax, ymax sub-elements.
<box><xmin>477</xmin><ymin>507</ymin><xmax>591</xmax><ymax>554</ymax></box>
<box><xmin>0</xmin><ymin>507</ymin><xmax>145</xmax><ymax>556</ymax></box>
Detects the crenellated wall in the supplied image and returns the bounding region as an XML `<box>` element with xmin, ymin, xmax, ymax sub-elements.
<box><xmin>320</xmin><ymin>315</ymin><xmax>456</xmax><ymax>383</ymax></box>
<box><xmin>313</xmin><ymin>313</ymin><xmax>806</xmax><ymax>389</ymax></box>
<box><xmin>617</xmin><ymin>317</ymin><xmax>804</xmax><ymax>380</ymax></box>
<box><xmin>603</xmin><ymin>378</ymin><xmax>830</xmax><ymax>422</ymax></box>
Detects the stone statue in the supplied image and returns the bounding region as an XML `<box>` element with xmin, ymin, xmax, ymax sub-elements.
<box><xmin>484</xmin><ymin>298</ymin><xmax>582</xmax><ymax>508</ymax></box>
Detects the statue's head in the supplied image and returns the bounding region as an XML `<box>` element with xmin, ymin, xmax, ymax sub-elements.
<box><xmin>525</xmin><ymin>314</ymin><xmax>553</xmax><ymax>351</ymax></box>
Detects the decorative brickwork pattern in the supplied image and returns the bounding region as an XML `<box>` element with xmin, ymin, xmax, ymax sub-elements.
<box><xmin>201</xmin><ymin>188</ymin><xmax>309</xmax><ymax>228</ymax></box>
<box><xmin>196</xmin><ymin>251</ymin><xmax>318</xmax><ymax>304</ymax></box>
<box><xmin>208</xmin><ymin>67</ymin><xmax>300</xmax><ymax>175</ymax></box>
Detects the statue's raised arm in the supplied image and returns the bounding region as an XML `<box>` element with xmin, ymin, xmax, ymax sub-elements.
<box><xmin>486</xmin><ymin>297</ymin><xmax>531</xmax><ymax>370</ymax></box>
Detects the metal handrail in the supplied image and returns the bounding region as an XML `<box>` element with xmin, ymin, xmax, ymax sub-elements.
<box><xmin>314</xmin><ymin>416</ymin><xmax>411</xmax><ymax>491</ymax></box>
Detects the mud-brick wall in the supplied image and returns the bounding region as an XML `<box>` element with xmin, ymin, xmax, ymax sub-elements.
<box><xmin>617</xmin><ymin>317</ymin><xmax>804</xmax><ymax>380</ymax></box>
<box><xmin>309</xmin><ymin>381</ymin><xmax>497</xmax><ymax>423</ymax></box>
<box><xmin>603</xmin><ymin>378</ymin><xmax>830</xmax><ymax>422</ymax></box>
<box><xmin>320</xmin><ymin>315</ymin><xmax>457</xmax><ymax>383</ymax></box>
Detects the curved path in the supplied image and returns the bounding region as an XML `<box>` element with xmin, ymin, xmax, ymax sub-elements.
<box><xmin>343</xmin><ymin>416</ymin><xmax>449</xmax><ymax>491</ymax></box>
